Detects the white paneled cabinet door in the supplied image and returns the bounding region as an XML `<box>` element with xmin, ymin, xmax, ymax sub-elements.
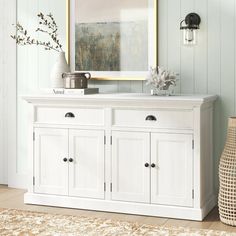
<box><xmin>34</xmin><ymin>128</ymin><xmax>68</xmax><ymax>195</ymax></box>
<box><xmin>111</xmin><ymin>131</ymin><xmax>150</xmax><ymax>203</ymax></box>
<box><xmin>151</xmin><ymin>133</ymin><xmax>193</xmax><ymax>207</ymax></box>
<box><xmin>68</xmin><ymin>129</ymin><xmax>105</xmax><ymax>199</ymax></box>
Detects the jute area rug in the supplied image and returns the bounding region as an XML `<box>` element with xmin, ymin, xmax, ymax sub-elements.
<box><xmin>0</xmin><ymin>208</ymin><xmax>235</xmax><ymax>236</ymax></box>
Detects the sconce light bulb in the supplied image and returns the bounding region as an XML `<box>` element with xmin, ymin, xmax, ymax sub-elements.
<box><xmin>185</xmin><ymin>29</ymin><xmax>194</xmax><ymax>42</ymax></box>
<box><xmin>183</xmin><ymin>29</ymin><xmax>197</xmax><ymax>45</ymax></box>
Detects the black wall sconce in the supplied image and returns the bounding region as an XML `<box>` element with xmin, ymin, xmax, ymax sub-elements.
<box><xmin>180</xmin><ymin>13</ymin><xmax>201</xmax><ymax>46</ymax></box>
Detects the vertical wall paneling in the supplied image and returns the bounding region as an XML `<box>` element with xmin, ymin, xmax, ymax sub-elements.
<box><xmin>0</xmin><ymin>0</ymin><xmax>5</xmax><ymax>184</ymax></box>
<box><xmin>6</xmin><ymin>0</ymin><xmax>17</xmax><ymax>187</ymax></box>
<box><xmin>194</xmin><ymin>0</ymin><xmax>208</xmax><ymax>94</ymax></box>
<box><xmin>130</xmin><ymin>81</ymin><xmax>143</xmax><ymax>93</ymax></box>
<box><xmin>0</xmin><ymin>0</ymin><xmax>16</xmax><ymax>185</ymax></box>
<box><xmin>92</xmin><ymin>80</ymin><xmax>118</xmax><ymax>93</ymax></box>
<box><xmin>157</xmin><ymin>0</ymin><xmax>168</xmax><ymax>68</ymax></box>
<box><xmin>207</xmin><ymin>0</ymin><xmax>221</xmax><ymax>96</ymax></box>
<box><xmin>207</xmin><ymin>0</ymin><xmax>221</xmax><ymax>189</ymax></box>
<box><xmin>0</xmin><ymin>0</ymin><xmax>3</xmax><ymax>183</ymax></box>
<box><xmin>118</xmin><ymin>81</ymin><xmax>131</xmax><ymax>93</ymax></box>
<box><xmin>15</xmin><ymin>0</ymin><xmax>37</xmax><ymax>188</ymax></box>
<box><xmin>167</xmin><ymin>0</ymin><xmax>181</xmax><ymax>94</ymax></box>
<box><xmin>220</xmin><ymin>0</ymin><xmax>235</xmax><ymax>149</ymax></box>
<box><xmin>14</xmin><ymin>0</ymin><xmax>67</xmax><ymax>188</ymax></box>
<box><xmin>14</xmin><ymin>0</ymin><xmax>236</xmax><ymax>190</ymax></box>
<box><xmin>6</xmin><ymin>0</ymin><xmax>17</xmax><ymax>186</ymax></box>
<box><xmin>180</xmin><ymin>0</ymin><xmax>195</xmax><ymax>94</ymax></box>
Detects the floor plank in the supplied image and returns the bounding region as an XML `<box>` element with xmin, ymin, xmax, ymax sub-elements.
<box><xmin>0</xmin><ymin>186</ymin><xmax>235</xmax><ymax>232</ymax></box>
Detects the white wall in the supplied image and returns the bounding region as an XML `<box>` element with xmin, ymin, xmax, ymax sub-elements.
<box><xmin>14</xmin><ymin>0</ymin><xmax>234</xmax><ymax>189</ymax></box>
<box><xmin>0</xmin><ymin>0</ymin><xmax>16</xmax><ymax>185</ymax></box>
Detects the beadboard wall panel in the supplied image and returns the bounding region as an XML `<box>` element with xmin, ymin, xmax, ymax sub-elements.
<box><xmin>167</xmin><ymin>0</ymin><xmax>181</xmax><ymax>94</ymax></box>
<box><xmin>0</xmin><ymin>0</ymin><xmax>6</xmax><ymax>184</ymax></box>
<box><xmin>15</xmin><ymin>0</ymin><xmax>236</xmax><ymax>189</ymax></box>
<box><xmin>0</xmin><ymin>0</ymin><xmax>16</xmax><ymax>185</ymax></box>
<box><xmin>180</xmin><ymin>0</ymin><xmax>195</xmax><ymax>94</ymax></box>
<box><xmin>194</xmin><ymin>0</ymin><xmax>208</xmax><ymax>94</ymax></box>
<box><xmin>15</xmin><ymin>0</ymin><xmax>67</xmax><ymax>188</ymax></box>
<box><xmin>207</xmin><ymin>0</ymin><xmax>221</xmax><ymax>187</ymax></box>
<box><xmin>16</xmin><ymin>0</ymin><xmax>38</xmax><ymax>188</ymax></box>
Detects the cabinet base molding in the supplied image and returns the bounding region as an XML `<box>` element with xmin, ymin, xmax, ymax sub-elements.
<box><xmin>24</xmin><ymin>193</ymin><xmax>216</xmax><ymax>221</ymax></box>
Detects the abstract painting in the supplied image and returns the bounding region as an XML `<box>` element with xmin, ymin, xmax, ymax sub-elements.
<box><xmin>69</xmin><ymin>0</ymin><xmax>157</xmax><ymax>80</ymax></box>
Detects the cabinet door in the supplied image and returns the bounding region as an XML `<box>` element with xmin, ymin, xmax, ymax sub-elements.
<box><xmin>34</xmin><ymin>128</ymin><xmax>68</xmax><ymax>195</ymax></box>
<box><xmin>68</xmin><ymin>129</ymin><xmax>105</xmax><ymax>199</ymax></box>
<box><xmin>111</xmin><ymin>131</ymin><xmax>150</xmax><ymax>203</ymax></box>
<box><xmin>151</xmin><ymin>133</ymin><xmax>193</xmax><ymax>207</ymax></box>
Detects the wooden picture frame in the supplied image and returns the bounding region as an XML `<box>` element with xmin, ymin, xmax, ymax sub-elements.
<box><xmin>66</xmin><ymin>0</ymin><xmax>157</xmax><ymax>80</ymax></box>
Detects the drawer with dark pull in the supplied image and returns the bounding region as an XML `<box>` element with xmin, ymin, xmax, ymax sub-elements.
<box><xmin>112</xmin><ymin>109</ymin><xmax>193</xmax><ymax>129</ymax></box>
<box><xmin>36</xmin><ymin>107</ymin><xmax>104</xmax><ymax>126</ymax></box>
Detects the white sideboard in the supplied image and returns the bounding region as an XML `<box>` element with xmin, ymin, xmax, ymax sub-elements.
<box><xmin>23</xmin><ymin>93</ymin><xmax>217</xmax><ymax>221</ymax></box>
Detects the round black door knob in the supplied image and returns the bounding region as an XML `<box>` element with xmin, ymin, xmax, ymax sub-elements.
<box><xmin>69</xmin><ymin>158</ymin><xmax>74</xmax><ymax>162</ymax></box>
<box><xmin>63</xmin><ymin>158</ymin><xmax>68</xmax><ymax>162</ymax></box>
<box><xmin>144</xmin><ymin>163</ymin><xmax>149</xmax><ymax>167</ymax></box>
<box><xmin>145</xmin><ymin>115</ymin><xmax>157</xmax><ymax>121</ymax></box>
<box><xmin>65</xmin><ymin>112</ymin><xmax>75</xmax><ymax>118</ymax></box>
<box><xmin>151</xmin><ymin>163</ymin><xmax>156</xmax><ymax>168</ymax></box>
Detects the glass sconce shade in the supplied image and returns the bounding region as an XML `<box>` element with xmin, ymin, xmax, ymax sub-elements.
<box><xmin>180</xmin><ymin>13</ymin><xmax>201</xmax><ymax>46</ymax></box>
<box><xmin>183</xmin><ymin>28</ymin><xmax>197</xmax><ymax>45</ymax></box>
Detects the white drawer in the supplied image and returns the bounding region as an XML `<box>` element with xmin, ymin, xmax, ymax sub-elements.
<box><xmin>36</xmin><ymin>107</ymin><xmax>104</xmax><ymax>126</ymax></box>
<box><xmin>113</xmin><ymin>109</ymin><xmax>193</xmax><ymax>129</ymax></box>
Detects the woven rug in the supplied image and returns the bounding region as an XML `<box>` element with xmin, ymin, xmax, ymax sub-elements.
<box><xmin>0</xmin><ymin>208</ymin><xmax>235</xmax><ymax>236</ymax></box>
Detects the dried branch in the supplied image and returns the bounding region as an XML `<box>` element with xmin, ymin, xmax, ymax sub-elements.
<box><xmin>11</xmin><ymin>12</ymin><xmax>63</xmax><ymax>52</ymax></box>
<box><xmin>36</xmin><ymin>12</ymin><xmax>63</xmax><ymax>51</ymax></box>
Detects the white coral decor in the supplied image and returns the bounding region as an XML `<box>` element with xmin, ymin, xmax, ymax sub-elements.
<box><xmin>146</xmin><ymin>66</ymin><xmax>178</xmax><ymax>95</ymax></box>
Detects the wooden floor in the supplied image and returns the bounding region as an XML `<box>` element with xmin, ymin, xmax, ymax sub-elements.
<box><xmin>0</xmin><ymin>185</ymin><xmax>235</xmax><ymax>233</ymax></box>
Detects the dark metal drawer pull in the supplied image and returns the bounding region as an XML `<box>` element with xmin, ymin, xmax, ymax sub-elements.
<box><xmin>65</xmin><ymin>112</ymin><xmax>75</xmax><ymax>118</ymax></box>
<box><xmin>145</xmin><ymin>115</ymin><xmax>157</xmax><ymax>121</ymax></box>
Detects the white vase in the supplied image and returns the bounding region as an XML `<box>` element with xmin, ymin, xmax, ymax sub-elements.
<box><xmin>50</xmin><ymin>52</ymin><xmax>70</xmax><ymax>88</ymax></box>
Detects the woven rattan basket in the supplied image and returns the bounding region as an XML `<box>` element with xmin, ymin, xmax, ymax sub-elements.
<box><xmin>219</xmin><ymin>117</ymin><xmax>236</xmax><ymax>226</ymax></box>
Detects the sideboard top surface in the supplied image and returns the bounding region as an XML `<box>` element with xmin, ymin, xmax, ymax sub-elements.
<box><xmin>22</xmin><ymin>93</ymin><xmax>217</xmax><ymax>107</ymax></box>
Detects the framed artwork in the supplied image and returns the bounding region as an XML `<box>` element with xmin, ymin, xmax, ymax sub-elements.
<box><xmin>67</xmin><ymin>0</ymin><xmax>157</xmax><ymax>80</ymax></box>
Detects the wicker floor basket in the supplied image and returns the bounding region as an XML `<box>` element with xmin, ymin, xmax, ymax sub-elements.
<box><xmin>219</xmin><ymin>117</ymin><xmax>236</xmax><ymax>226</ymax></box>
